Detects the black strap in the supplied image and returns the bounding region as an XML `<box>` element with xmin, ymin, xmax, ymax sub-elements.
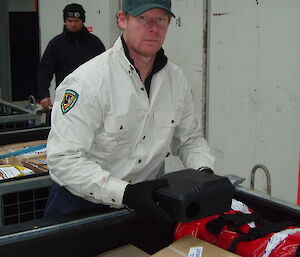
<box><xmin>221</xmin><ymin>212</ymin><xmax>262</xmax><ymax>226</ymax></box>
<box><xmin>229</xmin><ymin>221</ymin><xmax>295</xmax><ymax>252</ymax></box>
<box><xmin>206</xmin><ymin>212</ymin><xmax>261</xmax><ymax>235</ymax></box>
<box><xmin>206</xmin><ymin>212</ymin><xmax>296</xmax><ymax>253</ymax></box>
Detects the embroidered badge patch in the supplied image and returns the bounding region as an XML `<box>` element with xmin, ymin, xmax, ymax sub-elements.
<box><xmin>61</xmin><ymin>89</ymin><xmax>79</xmax><ymax>114</ymax></box>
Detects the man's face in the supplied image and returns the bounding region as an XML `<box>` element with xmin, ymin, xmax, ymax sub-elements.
<box><xmin>65</xmin><ymin>17</ymin><xmax>83</xmax><ymax>32</ymax></box>
<box><xmin>118</xmin><ymin>8</ymin><xmax>170</xmax><ymax>58</ymax></box>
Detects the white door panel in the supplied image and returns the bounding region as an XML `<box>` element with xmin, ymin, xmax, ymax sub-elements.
<box><xmin>208</xmin><ymin>0</ymin><xmax>300</xmax><ymax>203</ymax></box>
<box><xmin>163</xmin><ymin>0</ymin><xmax>205</xmax><ymax>173</ymax></box>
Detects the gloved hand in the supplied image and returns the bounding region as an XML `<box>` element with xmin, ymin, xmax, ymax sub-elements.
<box><xmin>198</xmin><ymin>166</ymin><xmax>214</xmax><ymax>174</ymax></box>
<box><xmin>122</xmin><ymin>179</ymin><xmax>173</xmax><ymax>223</ymax></box>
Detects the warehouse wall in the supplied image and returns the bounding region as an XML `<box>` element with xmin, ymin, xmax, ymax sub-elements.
<box><xmin>207</xmin><ymin>0</ymin><xmax>300</xmax><ymax>204</ymax></box>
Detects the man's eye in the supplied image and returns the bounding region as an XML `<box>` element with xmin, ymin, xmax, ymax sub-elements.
<box><xmin>158</xmin><ymin>17</ymin><xmax>166</xmax><ymax>22</ymax></box>
<box><xmin>139</xmin><ymin>16</ymin><xmax>147</xmax><ymax>20</ymax></box>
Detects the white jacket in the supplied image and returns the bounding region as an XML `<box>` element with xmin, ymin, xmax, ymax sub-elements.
<box><xmin>47</xmin><ymin>37</ymin><xmax>214</xmax><ymax>208</ymax></box>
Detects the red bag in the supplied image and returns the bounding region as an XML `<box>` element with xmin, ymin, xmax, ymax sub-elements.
<box><xmin>174</xmin><ymin>200</ymin><xmax>300</xmax><ymax>257</ymax></box>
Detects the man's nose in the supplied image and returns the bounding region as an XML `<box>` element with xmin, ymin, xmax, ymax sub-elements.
<box><xmin>148</xmin><ymin>20</ymin><xmax>159</xmax><ymax>32</ymax></box>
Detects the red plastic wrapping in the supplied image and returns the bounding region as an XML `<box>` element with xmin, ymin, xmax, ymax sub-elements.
<box><xmin>174</xmin><ymin>209</ymin><xmax>300</xmax><ymax>257</ymax></box>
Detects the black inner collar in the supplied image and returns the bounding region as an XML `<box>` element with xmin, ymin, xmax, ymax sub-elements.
<box><xmin>121</xmin><ymin>35</ymin><xmax>168</xmax><ymax>96</ymax></box>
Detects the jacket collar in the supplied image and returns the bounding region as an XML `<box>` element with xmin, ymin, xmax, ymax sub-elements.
<box><xmin>63</xmin><ymin>25</ymin><xmax>88</xmax><ymax>41</ymax></box>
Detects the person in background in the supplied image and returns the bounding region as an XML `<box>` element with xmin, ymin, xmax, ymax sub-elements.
<box><xmin>37</xmin><ymin>3</ymin><xmax>106</xmax><ymax>110</ymax></box>
<box><xmin>44</xmin><ymin>0</ymin><xmax>214</xmax><ymax>222</ymax></box>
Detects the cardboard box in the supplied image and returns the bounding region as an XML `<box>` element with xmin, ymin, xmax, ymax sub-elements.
<box><xmin>95</xmin><ymin>244</ymin><xmax>150</xmax><ymax>257</ymax></box>
<box><xmin>151</xmin><ymin>236</ymin><xmax>240</xmax><ymax>257</ymax></box>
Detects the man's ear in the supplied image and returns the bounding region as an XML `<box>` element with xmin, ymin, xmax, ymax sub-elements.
<box><xmin>117</xmin><ymin>11</ymin><xmax>127</xmax><ymax>29</ymax></box>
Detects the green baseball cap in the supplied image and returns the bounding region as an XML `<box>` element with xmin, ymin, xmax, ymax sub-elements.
<box><xmin>122</xmin><ymin>0</ymin><xmax>175</xmax><ymax>17</ymax></box>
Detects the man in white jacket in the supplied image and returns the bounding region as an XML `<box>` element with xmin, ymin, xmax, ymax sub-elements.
<box><xmin>44</xmin><ymin>0</ymin><xmax>214</xmax><ymax>221</ymax></box>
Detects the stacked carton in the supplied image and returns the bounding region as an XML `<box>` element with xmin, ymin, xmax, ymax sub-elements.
<box><xmin>96</xmin><ymin>236</ymin><xmax>240</xmax><ymax>257</ymax></box>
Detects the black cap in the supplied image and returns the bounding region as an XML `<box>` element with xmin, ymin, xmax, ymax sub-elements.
<box><xmin>63</xmin><ymin>3</ymin><xmax>86</xmax><ymax>22</ymax></box>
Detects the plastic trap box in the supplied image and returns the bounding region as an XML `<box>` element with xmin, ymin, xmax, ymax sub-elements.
<box><xmin>154</xmin><ymin>169</ymin><xmax>235</xmax><ymax>222</ymax></box>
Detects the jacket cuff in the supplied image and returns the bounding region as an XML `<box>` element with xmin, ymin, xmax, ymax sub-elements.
<box><xmin>97</xmin><ymin>177</ymin><xmax>129</xmax><ymax>207</ymax></box>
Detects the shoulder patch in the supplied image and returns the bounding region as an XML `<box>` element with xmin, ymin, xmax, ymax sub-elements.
<box><xmin>61</xmin><ymin>89</ymin><xmax>79</xmax><ymax>114</ymax></box>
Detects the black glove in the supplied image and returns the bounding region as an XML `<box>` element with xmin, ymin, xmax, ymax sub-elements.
<box><xmin>122</xmin><ymin>179</ymin><xmax>173</xmax><ymax>223</ymax></box>
<box><xmin>198</xmin><ymin>166</ymin><xmax>214</xmax><ymax>174</ymax></box>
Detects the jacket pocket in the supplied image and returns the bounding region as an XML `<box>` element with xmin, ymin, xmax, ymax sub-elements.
<box><xmin>100</xmin><ymin>114</ymin><xmax>136</xmax><ymax>160</ymax></box>
<box><xmin>153</xmin><ymin>110</ymin><xmax>179</xmax><ymax>128</ymax></box>
<box><xmin>104</xmin><ymin>114</ymin><xmax>136</xmax><ymax>139</ymax></box>
<box><xmin>152</xmin><ymin>110</ymin><xmax>180</xmax><ymax>156</ymax></box>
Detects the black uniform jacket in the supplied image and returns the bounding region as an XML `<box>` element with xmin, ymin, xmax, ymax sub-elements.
<box><xmin>37</xmin><ymin>26</ymin><xmax>106</xmax><ymax>99</ymax></box>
